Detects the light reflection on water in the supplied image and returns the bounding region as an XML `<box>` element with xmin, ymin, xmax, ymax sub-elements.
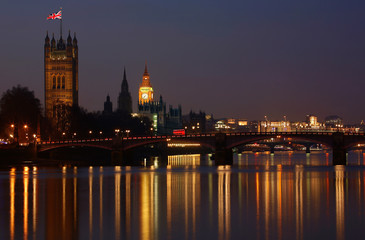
<box><xmin>1</xmin><ymin>152</ymin><xmax>365</xmax><ymax>239</ymax></box>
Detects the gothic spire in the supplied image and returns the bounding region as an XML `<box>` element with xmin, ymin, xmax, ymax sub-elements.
<box><xmin>123</xmin><ymin>66</ymin><xmax>127</xmax><ymax>81</ymax></box>
<box><xmin>67</xmin><ymin>30</ymin><xmax>72</xmax><ymax>46</ymax></box>
<box><xmin>118</xmin><ymin>66</ymin><xmax>132</xmax><ymax>113</ymax></box>
<box><xmin>73</xmin><ymin>32</ymin><xmax>78</xmax><ymax>46</ymax></box>
<box><xmin>143</xmin><ymin>61</ymin><xmax>149</xmax><ymax>76</ymax></box>
<box><xmin>122</xmin><ymin>67</ymin><xmax>129</xmax><ymax>92</ymax></box>
<box><xmin>45</xmin><ymin>31</ymin><xmax>50</xmax><ymax>41</ymax></box>
<box><xmin>45</xmin><ymin>31</ymin><xmax>50</xmax><ymax>46</ymax></box>
<box><xmin>51</xmin><ymin>33</ymin><xmax>56</xmax><ymax>49</ymax></box>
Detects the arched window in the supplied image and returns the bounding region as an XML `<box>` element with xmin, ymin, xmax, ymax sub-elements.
<box><xmin>62</xmin><ymin>76</ymin><xmax>65</xmax><ymax>89</ymax></box>
<box><xmin>57</xmin><ymin>76</ymin><xmax>61</xmax><ymax>89</ymax></box>
<box><xmin>52</xmin><ymin>76</ymin><xmax>56</xmax><ymax>89</ymax></box>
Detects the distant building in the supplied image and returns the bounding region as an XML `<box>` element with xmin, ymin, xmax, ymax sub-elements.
<box><xmin>306</xmin><ymin>114</ymin><xmax>318</xmax><ymax>127</ymax></box>
<box><xmin>215</xmin><ymin>120</ymin><xmax>230</xmax><ymax>132</ymax></box>
<box><xmin>205</xmin><ymin>114</ymin><xmax>216</xmax><ymax>132</ymax></box>
<box><xmin>360</xmin><ymin>120</ymin><xmax>365</xmax><ymax>132</ymax></box>
<box><xmin>325</xmin><ymin>115</ymin><xmax>343</xmax><ymax>128</ymax></box>
<box><xmin>165</xmin><ymin>105</ymin><xmax>183</xmax><ymax>133</ymax></box>
<box><xmin>299</xmin><ymin>114</ymin><xmax>325</xmax><ymax>131</ymax></box>
<box><xmin>249</xmin><ymin>121</ymin><xmax>260</xmax><ymax>132</ymax></box>
<box><xmin>183</xmin><ymin>111</ymin><xmax>206</xmax><ymax>133</ymax></box>
<box><xmin>44</xmin><ymin>31</ymin><xmax>78</xmax><ymax>132</ymax></box>
<box><xmin>103</xmin><ymin>95</ymin><xmax>113</xmax><ymax>116</ymax></box>
<box><xmin>258</xmin><ymin>120</ymin><xmax>291</xmax><ymax>132</ymax></box>
<box><xmin>118</xmin><ymin>68</ymin><xmax>132</xmax><ymax>113</ymax></box>
<box><xmin>214</xmin><ymin>118</ymin><xmax>249</xmax><ymax>132</ymax></box>
<box><xmin>138</xmin><ymin>95</ymin><xmax>165</xmax><ymax>133</ymax></box>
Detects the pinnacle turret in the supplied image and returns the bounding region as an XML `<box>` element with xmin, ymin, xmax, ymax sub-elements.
<box><xmin>73</xmin><ymin>32</ymin><xmax>78</xmax><ymax>46</ymax></box>
<box><xmin>67</xmin><ymin>30</ymin><xmax>72</xmax><ymax>46</ymax></box>
<box><xmin>123</xmin><ymin>67</ymin><xmax>127</xmax><ymax>81</ymax></box>
<box><xmin>57</xmin><ymin>35</ymin><xmax>65</xmax><ymax>50</ymax></box>
<box><xmin>51</xmin><ymin>33</ymin><xmax>56</xmax><ymax>49</ymax></box>
<box><xmin>143</xmin><ymin>62</ymin><xmax>149</xmax><ymax>76</ymax></box>
<box><xmin>122</xmin><ymin>67</ymin><xmax>129</xmax><ymax>93</ymax></box>
<box><xmin>45</xmin><ymin>31</ymin><xmax>50</xmax><ymax>46</ymax></box>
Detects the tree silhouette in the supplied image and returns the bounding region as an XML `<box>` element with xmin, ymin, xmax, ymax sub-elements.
<box><xmin>0</xmin><ymin>85</ymin><xmax>41</xmax><ymax>141</ymax></box>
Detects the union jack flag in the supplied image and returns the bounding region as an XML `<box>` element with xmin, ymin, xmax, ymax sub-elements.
<box><xmin>47</xmin><ymin>11</ymin><xmax>62</xmax><ymax>20</ymax></box>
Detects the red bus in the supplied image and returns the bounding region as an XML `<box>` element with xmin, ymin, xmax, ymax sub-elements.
<box><xmin>173</xmin><ymin>129</ymin><xmax>185</xmax><ymax>136</ymax></box>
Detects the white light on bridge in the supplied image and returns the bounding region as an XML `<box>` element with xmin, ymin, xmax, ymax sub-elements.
<box><xmin>168</xmin><ymin>143</ymin><xmax>201</xmax><ymax>147</ymax></box>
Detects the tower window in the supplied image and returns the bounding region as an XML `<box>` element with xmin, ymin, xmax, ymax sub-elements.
<box><xmin>62</xmin><ymin>76</ymin><xmax>65</xmax><ymax>89</ymax></box>
<box><xmin>52</xmin><ymin>76</ymin><xmax>56</xmax><ymax>89</ymax></box>
<box><xmin>57</xmin><ymin>76</ymin><xmax>61</xmax><ymax>89</ymax></box>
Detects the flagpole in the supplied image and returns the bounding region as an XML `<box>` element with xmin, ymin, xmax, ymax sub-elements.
<box><xmin>60</xmin><ymin>7</ymin><xmax>63</xmax><ymax>38</ymax></box>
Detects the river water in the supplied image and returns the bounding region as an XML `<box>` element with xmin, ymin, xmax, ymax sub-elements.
<box><xmin>1</xmin><ymin>151</ymin><xmax>365</xmax><ymax>240</ymax></box>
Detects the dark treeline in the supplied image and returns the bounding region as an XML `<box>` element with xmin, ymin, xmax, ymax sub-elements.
<box><xmin>0</xmin><ymin>85</ymin><xmax>151</xmax><ymax>142</ymax></box>
<box><xmin>63</xmin><ymin>106</ymin><xmax>152</xmax><ymax>140</ymax></box>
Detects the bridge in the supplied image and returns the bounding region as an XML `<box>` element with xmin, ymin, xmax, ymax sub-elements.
<box><xmin>36</xmin><ymin>131</ymin><xmax>365</xmax><ymax>165</ymax></box>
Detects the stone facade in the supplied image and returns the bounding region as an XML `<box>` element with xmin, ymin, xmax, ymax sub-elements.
<box><xmin>44</xmin><ymin>31</ymin><xmax>78</xmax><ymax>131</ymax></box>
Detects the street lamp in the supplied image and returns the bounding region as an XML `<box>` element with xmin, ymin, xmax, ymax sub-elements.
<box><xmin>23</xmin><ymin>125</ymin><xmax>29</xmax><ymax>142</ymax></box>
<box><xmin>9</xmin><ymin>124</ymin><xmax>15</xmax><ymax>143</ymax></box>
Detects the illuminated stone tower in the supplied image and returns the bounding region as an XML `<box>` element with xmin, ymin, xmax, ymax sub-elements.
<box><xmin>137</xmin><ymin>63</ymin><xmax>182</xmax><ymax>134</ymax></box>
<box><xmin>44</xmin><ymin>31</ymin><xmax>78</xmax><ymax>131</ymax></box>
<box><xmin>138</xmin><ymin>63</ymin><xmax>154</xmax><ymax>104</ymax></box>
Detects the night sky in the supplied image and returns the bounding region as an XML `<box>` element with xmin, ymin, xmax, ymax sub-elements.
<box><xmin>1</xmin><ymin>0</ymin><xmax>365</xmax><ymax>123</ymax></box>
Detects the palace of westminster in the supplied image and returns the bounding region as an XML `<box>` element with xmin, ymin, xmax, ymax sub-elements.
<box><xmin>45</xmin><ymin>31</ymin><xmax>359</xmax><ymax>136</ymax></box>
<box><xmin>44</xmin><ymin>31</ymin><xmax>182</xmax><ymax>135</ymax></box>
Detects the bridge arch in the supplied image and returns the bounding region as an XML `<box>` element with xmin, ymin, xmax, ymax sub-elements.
<box><xmin>38</xmin><ymin>143</ymin><xmax>113</xmax><ymax>152</ymax></box>
<box><xmin>345</xmin><ymin>141</ymin><xmax>365</xmax><ymax>150</ymax></box>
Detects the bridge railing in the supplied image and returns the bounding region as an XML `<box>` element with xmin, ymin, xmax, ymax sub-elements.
<box><xmin>40</xmin><ymin>138</ymin><xmax>114</xmax><ymax>145</ymax></box>
<box><xmin>38</xmin><ymin>131</ymin><xmax>365</xmax><ymax>145</ymax></box>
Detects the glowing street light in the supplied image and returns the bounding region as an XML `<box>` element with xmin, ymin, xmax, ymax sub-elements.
<box><xmin>125</xmin><ymin>129</ymin><xmax>130</xmax><ymax>137</ymax></box>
